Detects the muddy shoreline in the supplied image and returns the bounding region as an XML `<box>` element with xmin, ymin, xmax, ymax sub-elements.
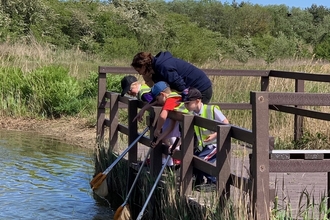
<box><xmin>0</xmin><ymin>117</ymin><xmax>96</xmax><ymax>149</ymax></box>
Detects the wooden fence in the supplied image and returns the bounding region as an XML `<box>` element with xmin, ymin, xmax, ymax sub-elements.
<box><xmin>96</xmin><ymin>66</ymin><xmax>330</xmax><ymax>219</ymax></box>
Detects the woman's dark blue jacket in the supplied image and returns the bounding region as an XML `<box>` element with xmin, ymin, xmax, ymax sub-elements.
<box><xmin>151</xmin><ymin>51</ymin><xmax>212</xmax><ymax>93</ymax></box>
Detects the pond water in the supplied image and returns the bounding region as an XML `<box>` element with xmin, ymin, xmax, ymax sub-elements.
<box><xmin>0</xmin><ymin>129</ymin><xmax>113</xmax><ymax>220</ymax></box>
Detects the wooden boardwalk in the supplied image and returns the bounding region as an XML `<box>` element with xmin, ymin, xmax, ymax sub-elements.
<box><xmin>132</xmin><ymin>143</ymin><xmax>329</xmax><ymax>218</ymax></box>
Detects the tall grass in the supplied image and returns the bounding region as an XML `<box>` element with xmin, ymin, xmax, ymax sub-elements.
<box><xmin>0</xmin><ymin>40</ymin><xmax>129</xmax><ymax>77</ymax></box>
<box><xmin>271</xmin><ymin>182</ymin><xmax>330</xmax><ymax>220</ymax></box>
<box><xmin>1</xmin><ymin>42</ymin><xmax>330</xmax><ymax>149</ymax></box>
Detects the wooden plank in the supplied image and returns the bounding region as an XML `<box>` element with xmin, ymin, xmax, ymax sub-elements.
<box><xmin>271</xmin><ymin>150</ymin><xmax>330</xmax><ymax>154</ymax></box>
<box><xmin>98</xmin><ymin>66</ymin><xmax>137</xmax><ymax>74</ymax></box>
<box><xmin>270</xmin><ymin>153</ymin><xmax>290</xmax><ymax>160</ymax></box>
<box><xmin>305</xmin><ymin>154</ymin><xmax>324</xmax><ymax>160</ymax></box>
<box><xmin>269</xmin><ymin>160</ymin><xmax>330</xmax><ymax>172</ymax></box>
<box><xmin>269</xmin><ymin>105</ymin><xmax>330</xmax><ymax>121</ymax></box>
<box><xmin>269</xmin><ymin>70</ymin><xmax>330</xmax><ymax>82</ymax></box>
<box><xmin>268</xmin><ymin>92</ymin><xmax>330</xmax><ymax>106</ymax></box>
<box><xmin>199</xmin><ymin>69</ymin><xmax>269</xmax><ymax>77</ymax></box>
<box><xmin>192</xmin><ymin>156</ymin><xmax>217</xmax><ymax>176</ymax></box>
<box><xmin>270</xmin><ymin>150</ymin><xmax>330</xmax><ymax>160</ymax></box>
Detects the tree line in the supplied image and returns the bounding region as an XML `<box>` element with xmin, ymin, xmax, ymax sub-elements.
<box><xmin>1</xmin><ymin>0</ymin><xmax>330</xmax><ymax>63</ymax></box>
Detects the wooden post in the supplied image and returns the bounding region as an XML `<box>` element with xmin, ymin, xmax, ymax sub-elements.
<box><xmin>109</xmin><ymin>93</ymin><xmax>119</xmax><ymax>151</ymax></box>
<box><xmin>149</xmin><ymin>107</ymin><xmax>163</xmax><ymax>177</ymax></box>
<box><xmin>294</xmin><ymin>79</ymin><xmax>304</xmax><ymax>141</ymax></box>
<box><xmin>128</xmin><ymin>99</ymin><xmax>138</xmax><ymax>164</ymax></box>
<box><xmin>328</xmin><ymin>172</ymin><xmax>330</xmax><ymax>219</ymax></box>
<box><xmin>97</xmin><ymin>70</ymin><xmax>106</xmax><ymax>140</ymax></box>
<box><xmin>179</xmin><ymin>114</ymin><xmax>195</xmax><ymax>196</ymax></box>
<box><xmin>260</xmin><ymin>76</ymin><xmax>269</xmax><ymax>91</ymax></box>
<box><xmin>251</xmin><ymin>91</ymin><xmax>270</xmax><ymax>220</ymax></box>
<box><xmin>127</xmin><ymin>99</ymin><xmax>138</xmax><ymax>202</ymax></box>
<box><xmin>217</xmin><ymin>125</ymin><xmax>232</xmax><ymax>202</ymax></box>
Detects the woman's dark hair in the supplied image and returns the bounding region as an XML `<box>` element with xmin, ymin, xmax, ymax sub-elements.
<box><xmin>131</xmin><ymin>52</ymin><xmax>154</xmax><ymax>73</ymax></box>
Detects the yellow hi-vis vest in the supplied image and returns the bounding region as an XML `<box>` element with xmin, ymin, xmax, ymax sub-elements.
<box><xmin>137</xmin><ymin>84</ymin><xmax>151</xmax><ymax>101</ymax></box>
<box><xmin>194</xmin><ymin>104</ymin><xmax>219</xmax><ymax>152</ymax></box>
<box><xmin>167</xmin><ymin>92</ymin><xmax>189</xmax><ymax>113</ymax></box>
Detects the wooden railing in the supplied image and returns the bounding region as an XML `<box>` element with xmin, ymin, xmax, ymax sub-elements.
<box><xmin>96</xmin><ymin>66</ymin><xmax>330</xmax><ymax>219</ymax></box>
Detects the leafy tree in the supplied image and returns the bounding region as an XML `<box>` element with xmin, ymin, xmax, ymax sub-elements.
<box><xmin>252</xmin><ymin>34</ymin><xmax>275</xmax><ymax>58</ymax></box>
<box><xmin>162</xmin><ymin>13</ymin><xmax>219</xmax><ymax>63</ymax></box>
<box><xmin>307</xmin><ymin>4</ymin><xmax>330</xmax><ymax>25</ymax></box>
<box><xmin>1</xmin><ymin>0</ymin><xmax>330</xmax><ymax>61</ymax></box>
<box><xmin>219</xmin><ymin>3</ymin><xmax>238</xmax><ymax>38</ymax></box>
<box><xmin>166</xmin><ymin>0</ymin><xmax>198</xmax><ymax>17</ymax></box>
<box><xmin>90</xmin><ymin>9</ymin><xmax>139</xmax><ymax>57</ymax></box>
<box><xmin>179</xmin><ymin>0</ymin><xmax>225</xmax><ymax>32</ymax></box>
<box><xmin>264</xmin><ymin>32</ymin><xmax>298</xmax><ymax>63</ymax></box>
<box><xmin>110</xmin><ymin>0</ymin><xmax>163</xmax><ymax>51</ymax></box>
<box><xmin>314</xmin><ymin>34</ymin><xmax>330</xmax><ymax>60</ymax></box>
<box><xmin>233</xmin><ymin>3</ymin><xmax>272</xmax><ymax>37</ymax></box>
<box><xmin>289</xmin><ymin>8</ymin><xmax>315</xmax><ymax>44</ymax></box>
<box><xmin>267</xmin><ymin>5</ymin><xmax>295</xmax><ymax>38</ymax></box>
<box><xmin>0</xmin><ymin>0</ymin><xmax>51</xmax><ymax>40</ymax></box>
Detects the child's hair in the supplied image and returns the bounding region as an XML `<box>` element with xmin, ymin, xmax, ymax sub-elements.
<box><xmin>162</xmin><ymin>87</ymin><xmax>171</xmax><ymax>94</ymax></box>
<box><xmin>183</xmin><ymin>87</ymin><xmax>202</xmax><ymax>102</ymax></box>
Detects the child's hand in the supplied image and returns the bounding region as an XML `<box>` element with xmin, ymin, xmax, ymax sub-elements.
<box><xmin>167</xmin><ymin>145</ymin><xmax>173</xmax><ymax>154</ymax></box>
<box><xmin>171</xmin><ymin>145</ymin><xmax>180</xmax><ymax>155</ymax></box>
<box><xmin>181</xmin><ymin>88</ymin><xmax>189</xmax><ymax>102</ymax></box>
<box><xmin>204</xmin><ymin>133</ymin><xmax>217</xmax><ymax>143</ymax></box>
<box><xmin>150</xmin><ymin>141</ymin><xmax>157</xmax><ymax>148</ymax></box>
<box><xmin>154</xmin><ymin>129</ymin><xmax>161</xmax><ymax>138</ymax></box>
<box><xmin>150</xmin><ymin>137</ymin><xmax>159</xmax><ymax>148</ymax></box>
<box><xmin>133</xmin><ymin>109</ymin><xmax>145</xmax><ymax>122</ymax></box>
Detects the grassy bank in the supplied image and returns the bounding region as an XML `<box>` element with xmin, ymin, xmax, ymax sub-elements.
<box><xmin>1</xmin><ymin>42</ymin><xmax>330</xmax><ymax>149</ymax></box>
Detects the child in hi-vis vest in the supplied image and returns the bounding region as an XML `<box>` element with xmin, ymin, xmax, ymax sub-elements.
<box><xmin>183</xmin><ymin>87</ymin><xmax>229</xmax><ymax>189</ymax></box>
<box><xmin>120</xmin><ymin>75</ymin><xmax>152</xmax><ymax>102</ymax></box>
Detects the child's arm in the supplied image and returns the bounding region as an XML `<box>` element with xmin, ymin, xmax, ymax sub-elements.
<box><xmin>214</xmin><ymin>107</ymin><xmax>229</xmax><ymax>124</ymax></box>
<box><xmin>204</xmin><ymin>133</ymin><xmax>217</xmax><ymax>143</ymax></box>
<box><xmin>154</xmin><ymin>109</ymin><xmax>168</xmax><ymax>137</ymax></box>
<box><xmin>133</xmin><ymin>101</ymin><xmax>157</xmax><ymax>122</ymax></box>
<box><xmin>141</xmin><ymin>93</ymin><xmax>153</xmax><ymax>103</ymax></box>
<box><xmin>204</xmin><ymin>107</ymin><xmax>229</xmax><ymax>143</ymax></box>
<box><xmin>154</xmin><ymin>119</ymin><xmax>177</xmax><ymax>146</ymax></box>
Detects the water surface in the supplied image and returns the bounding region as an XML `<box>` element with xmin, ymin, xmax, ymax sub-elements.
<box><xmin>0</xmin><ymin>130</ymin><xmax>113</xmax><ymax>220</ymax></box>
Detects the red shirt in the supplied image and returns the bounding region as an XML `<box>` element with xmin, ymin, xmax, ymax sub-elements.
<box><xmin>162</xmin><ymin>97</ymin><xmax>181</xmax><ymax>111</ymax></box>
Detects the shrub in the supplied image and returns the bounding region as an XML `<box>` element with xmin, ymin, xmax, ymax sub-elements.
<box><xmin>314</xmin><ymin>34</ymin><xmax>330</xmax><ymax>60</ymax></box>
<box><xmin>0</xmin><ymin>67</ymin><xmax>26</xmax><ymax>116</ymax></box>
<box><xmin>80</xmin><ymin>71</ymin><xmax>123</xmax><ymax>99</ymax></box>
<box><xmin>24</xmin><ymin>65</ymin><xmax>82</xmax><ymax>117</ymax></box>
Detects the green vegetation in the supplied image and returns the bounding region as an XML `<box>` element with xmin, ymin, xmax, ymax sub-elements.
<box><xmin>0</xmin><ymin>65</ymin><xmax>121</xmax><ymax>118</ymax></box>
<box><xmin>1</xmin><ymin>0</ymin><xmax>329</xmax><ymax>147</ymax></box>
<box><xmin>1</xmin><ymin>0</ymin><xmax>330</xmax><ymax>63</ymax></box>
<box><xmin>2</xmin><ymin>1</ymin><xmax>330</xmax><ymax>218</ymax></box>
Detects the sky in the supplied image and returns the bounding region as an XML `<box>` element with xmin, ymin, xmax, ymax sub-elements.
<box><xmin>236</xmin><ymin>0</ymin><xmax>329</xmax><ymax>9</ymax></box>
